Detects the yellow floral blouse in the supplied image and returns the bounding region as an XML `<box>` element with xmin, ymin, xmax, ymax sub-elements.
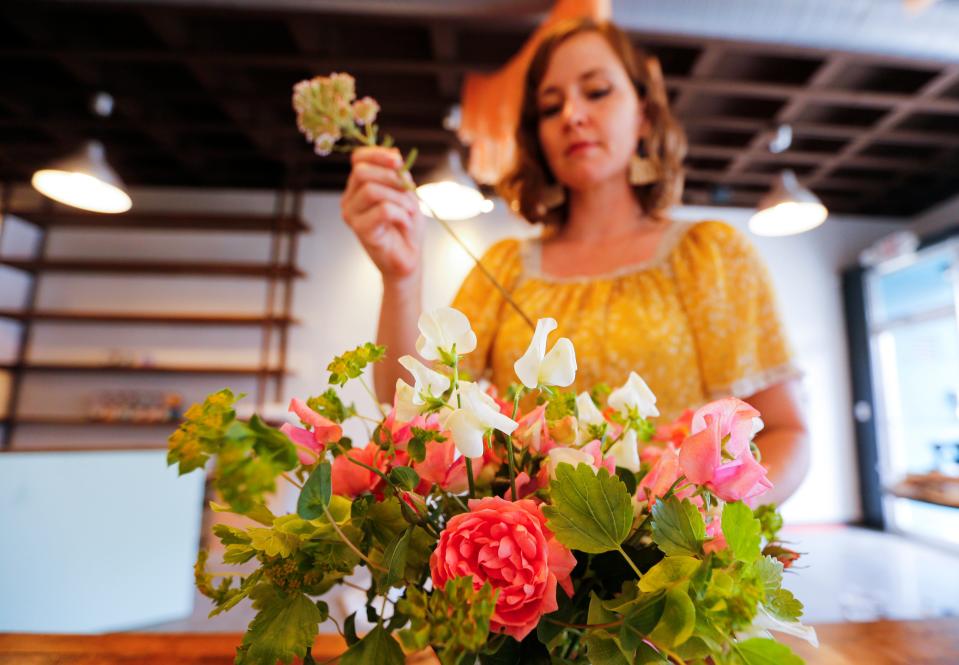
<box><xmin>451</xmin><ymin>220</ymin><xmax>801</xmax><ymax>422</ymax></box>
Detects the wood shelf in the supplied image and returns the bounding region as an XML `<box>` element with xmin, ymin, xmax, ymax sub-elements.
<box><xmin>0</xmin><ymin>309</ymin><xmax>296</xmax><ymax>326</ymax></box>
<box><xmin>0</xmin><ymin>362</ymin><xmax>285</xmax><ymax>376</ymax></box>
<box><xmin>7</xmin><ymin>209</ymin><xmax>309</xmax><ymax>233</ymax></box>
<box><xmin>0</xmin><ymin>258</ymin><xmax>304</xmax><ymax>278</ymax></box>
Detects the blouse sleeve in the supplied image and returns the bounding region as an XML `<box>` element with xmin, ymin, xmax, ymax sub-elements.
<box><xmin>673</xmin><ymin>221</ymin><xmax>801</xmax><ymax>399</ymax></box>
<box><xmin>449</xmin><ymin>238</ymin><xmax>523</xmax><ymax>382</ymax></box>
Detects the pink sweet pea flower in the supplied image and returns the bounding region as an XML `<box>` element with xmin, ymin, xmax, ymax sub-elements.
<box><xmin>282</xmin><ymin>398</ymin><xmax>343</xmax><ymax>465</ymax></box>
<box><xmin>413</xmin><ymin>435</ymin><xmax>484</xmax><ymax>494</ymax></box>
<box><xmin>429</xmin><ymin>497</ymin><xmax>576</xmax><ymax>641</ymax></box>
<box><xmin>331</xmin><ymin>444</ymin><xmax>387</xmax><ymax>498</ymax></box>
<box><xmin>679</xmin><ymin>398</ymin><xmax>772</xmax><ymax>503</ymax></box>
<box><xmin>704</xmin><ymin>517</ymin><xmax>728</xmax><ymax>554</ymax></box>
<box><xmin>653</xmin><ymin>409</ymin><xmax>694</xmax><ymax>447</ymax></box>
<box><xmin>513</xmin><ymin>405</ymin><xmax>556</xmax><ymax>453</ymax></box>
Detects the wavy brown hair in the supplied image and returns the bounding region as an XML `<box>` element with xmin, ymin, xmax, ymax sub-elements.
<box><xmin>498</xmin><ymin>18</ymin><xmax>687</xmax><ymax>228</ymax></box>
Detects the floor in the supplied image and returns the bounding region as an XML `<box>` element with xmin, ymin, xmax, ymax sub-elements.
<box><xmin>140</xmin><ymin>524</ymin><xmax>959</xmax><ymax>633</ymax></box>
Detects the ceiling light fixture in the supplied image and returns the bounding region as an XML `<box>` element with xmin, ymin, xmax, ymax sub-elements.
<box><xmin>749</xmin><ymin>170</ymin><xmax>828</xmax><ymax>237</ymax></box>
<box><xmin>416</xmin><ymin>150</ymin><xmax>494</xmax><ymax>221</ymax></box>
<box><xmin>31</xmin><ymin>93</ymin><xmax>131</xmax><ymax>214</ymax></box>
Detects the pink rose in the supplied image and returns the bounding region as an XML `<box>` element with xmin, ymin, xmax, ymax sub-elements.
<box><xmin>429</xmin><ymin>497</ymin><xmax>576</xmax><ymax>641</ymax></box>
<box><xmin>331</xmin><ymin>444</ymin><xmax>387</xmax><ymax>498</ymax></box>
<box><xmin>679</xmin><ymin>398</ymin><xmax>772</xmax><ymax>503</ymax></box>
<box><xmin>281</xmin><ymin>398</ymin><xmax>343</xmax><ymax>465</ymax></box>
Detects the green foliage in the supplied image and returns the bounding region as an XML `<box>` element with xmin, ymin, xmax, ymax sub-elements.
<box><xmin>584</xmin><ymin>631</ymin><xmax>632</xmax><ymax>665</ymax></box>
<box><xmin>544</xmin><ymin>389</ymin><xmax>577</xmax><ymax>420</ymax></box>
<box><xmin>543</xmin><ymin>464</ymin><xmax>633</xmax><ymax>554</ymax></box>
<box><xmin>167</xmin><ymin>388</ymin><xmax>239</xmax><ymax>474</ymax></box>
<box><xmin>734</xmin><ymin>637</ymin><xmax>804</xmax><ymax>665</ymax></box>
<box><xmin>388</xmin><ymin>466</ymin><xmax>420</xmax><ymax>491</ymax></box>
<box><xmin>648</xmin><ymin>586</ymin><xmax>696</xmax><ymax>648</ymax></box>
<box><xmin>297</xmin><ymin>462</ymin><xmax>332</xmax><ymax>520</ymax></box>
<box><xmin>639</xmin><ymin>556</ymin><xmax>701</xmax><ymax>593</ymax></box>
<box><xmin>306</xmin><ymin>389</ymin><xmax>356</xmax><ymax>423</ymax></box>
<box><xmin>765</xmin><ymin>588</ymin><xmax>804</xmax><ymax>622</ymax></box>
<box><xmin>398</xmin><ymin>577</ymin><xmax>498</xmax><ymax>664</ymax></box>
<box><xmin>327</xmin><ymin>342</ymin><xmax>386</xmax><ymax>386</ymax></box>
<box><xmin>753</xmin><ymin>503</ymin><xmax>783</xmax><ymax>542</ymax></box>
<box><xmin>650</xmin><ymin>497</ymin><xmax>706</xmax><ymax>557</ymax></box>
<box><xmin>406</xmin><ymin>427</ymin><xmax>447</xmax><ymax>464</ymax></box>
<box><xmin>235</xmin><ymin>584</ymin><xmax>321</xmax><ymax>665</ymax></box>
<box><xmin>340</xmin><ymin>625</ymin><xmax>405</xmax><ymax>665</ymax></box>
<box><xmin>722</xmin><ymin>502</ymin><xmax>762</xmax><ymax>563</ymax></box>
<box><xmin>168</xmin><ymin>391</ymin><xmax>297</xmax><ymax>515</ymax></box>
<box><xmin>381</xmin><ymin>528</ymin><xmax>412</xmax><ymax>588</ymax></box>
<box><xmin>619</xmin><ymin>591</ymin><xmax>667</xmax><ymax>651</ymax></box>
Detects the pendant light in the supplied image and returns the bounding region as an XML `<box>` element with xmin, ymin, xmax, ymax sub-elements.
<box><xmin>748</xmin><ymin>170</ymin><xmax>828</xmax><ymax>237</ymax></box>
<box><xmin>416</xmin><ymin>150</ymin><xmax>494</xmax><ymax>221</ymax></box>
<box><xmin>31</xmin><ymin>93</ymin><xmax>132</xmax><ymax>214</ymax></box>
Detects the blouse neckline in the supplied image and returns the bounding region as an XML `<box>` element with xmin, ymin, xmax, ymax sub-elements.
<box><xmin>520</xmin><ymin>220</ymin><xmax>694</xmax><ymax>284</ymax></box>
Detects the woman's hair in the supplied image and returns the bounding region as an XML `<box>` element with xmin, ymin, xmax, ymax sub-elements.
<box><xmin>497</xmin><ymin>18</ymin><xmax>687</xmax><ymax>228</ymax></box>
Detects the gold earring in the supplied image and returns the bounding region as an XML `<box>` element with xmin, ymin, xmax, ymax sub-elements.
<box><xmin>629</xmin><ymin>153</ymin><xmax>659</xmax><ymax>186</ymax></box>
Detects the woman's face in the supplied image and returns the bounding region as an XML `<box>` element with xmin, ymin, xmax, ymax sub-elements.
<box><xmin>536</xmin><ymin>31</ymin><xmax>643</xmax><ymax>191</ymax></box>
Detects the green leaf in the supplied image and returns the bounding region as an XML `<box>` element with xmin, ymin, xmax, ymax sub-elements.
<box><xmin>249</xmin><ymin>527</ymin><xmax>300</xmax><ymax>558</ymax></box>
<box><xmin>306</xmin><ymin>389</ymin><xmax>356</xmax><ymax>423</ymax></box>
<box><xmin>543</xmin><ymin>463</ymin><xmax>633</xmax><ymax>554</ymax></box>
<box><xmin>235</xmin><ymin>585</ymin><xmax>320</xmax><ymax>665</ymax></box>
<box><xmin>619</xmin><ymin>591</ymin><xmax>666</xmax><ymax>651</ymax></box>
<box><xmin>634</xmin><ymin>641</ymin><xmax>670</xmax><ymax>664</ymax></box>
<box><xmin>735</xmin><ymin>638</ymin><xmax>804</xmax><ymax>665</ymax></box>
<box><xmin>167</xmin><ymin>388</ymin><xmax>239</xmax><ymax>474</ymax></box>
<box><xmin>766</xmin><ymin>588</ymin><xmax>804</xmax><ymax>622</ymax></box>
<box><xmin>754</xmin><ymin>556</ymin><xmax>784</xmax><ymax>595</ymax></box>
<box><xmin>648</xmin><ymin>586</ymin><xmax>696</xmax><ymax>648</ymax></box>
<box><xmin>584</xmin><ymin>631</ymin><xmax>632</xmax><ymax>665</ymax></box>
<box><xmin>388</xmin><ymin>466</ymin><xmax>420</xmax><ymax>491</ymax></box>
<box><xmin>588</xmin><ymin>591</ymin><xmax>618</xmax><ymax>625</ymax></box>
<box><xmin>298</xmin><ymin>462</ymin><xmax>332</xmax><ymax>520</ymax></box>
<box><xmin>327</xmin><ymin>342</ymin><xmax>386</xmax><ymax>386</ymax></box>
<box><xmin>722</xmin><ymin>501</ymin><xmax>762</xmax><ymax>563</ymax></box>
<box><xmin>382</xmin><ymin>527</ymin><xmax>412</xmax><ymax>588</ymax></box>
<box><xmin>339</xmin><ymin>624</ymin><xmax>405</xmax><ymax>665</ymax></box>
<box><xmin>210</xmin><ymin>500</ymin><xmax>275</xmax><ymax>526</ymax></box>
<box><xmin>639</xmin><ymin>556</ymin><xmax>701</xmax><ymax>593</ymax></box>
<box><xmin>650</xmin><ymin>497</ymin><xmax>705</xmax><ymax>557</ymax></box>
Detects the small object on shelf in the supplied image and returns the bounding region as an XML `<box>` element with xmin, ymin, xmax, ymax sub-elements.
<box><xmin>888</xmin><ymin>471</ymin><xmax>959</xmax><ymax>509</ymax></box>
<box><xmin>87</xmin><ymin>390</ymin><xmax>185</xmax><ymax>424</ymax></box>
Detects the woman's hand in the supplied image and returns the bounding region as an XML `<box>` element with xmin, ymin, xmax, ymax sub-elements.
<box><xmin>341</xmin><ymin>146</ymin><xmax>424</xmax><ymax>282</ymax></box>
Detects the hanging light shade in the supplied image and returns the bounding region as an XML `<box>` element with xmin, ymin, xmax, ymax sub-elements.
<box><xmin>749</xmin><ymin>170</ymin><xmax>828</xmax><ymax>237</ymax></box>
<box><xmin>31</xmin><ymin>140</ymin><xmax>132</xmax><ymax>214</ymax></box>
<box><xmin>416</xmin><ymin>150</ymin><xmax>494</xmax><ymax>221</ymax></box>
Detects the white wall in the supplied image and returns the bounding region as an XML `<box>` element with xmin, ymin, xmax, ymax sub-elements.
<box><xmin>0</xmin><ymin>185</ymin><xmax>904</xmax><ymax>523</ymax></box>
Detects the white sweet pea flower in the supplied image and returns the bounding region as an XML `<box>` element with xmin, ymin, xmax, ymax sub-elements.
<box><xmin>576</xmin><ymin>392</ymin><xmax>605</xmax><ymax>426</ymax></box>
<box><xmin>608</xmin><ymin>372</ymin><xmax>659</xmax><ymax>418</ymax></box>
<box><xmin>398</xmin><ymin>355</ymin><xmax>450</xmax><ymax>404</ymax></box>
<box><xmin>513</xmin><ymin>318</ymin><xmax>577</xmax><ymax>389</ymax></box>
<box><xmin>747</xmin><ymin>606</ymin><xmax>819</xmax><ymax>647</ymax></box>
<box><xmin>606</xmin><ymin>428</ymin><xmax>641</xmax><ymax>473</ymax></box>
<box><xmin>444</xmin><ymin>381</ymin><xmax>517</xmax><ymax>458</ymax></box>
<box><xmin>393</xmin><ymin>379</ymin><xmax>422</xmax><ymax>423</ymax></box>
<box><xmin>547</xmin><ymin>447</ymin><xmax>598</xmax><ymax>480</ymax></box>
<box><xmin>415</xmin><ymin>306</ymin><xmax>477</xmax><ymax>362</ymax></box>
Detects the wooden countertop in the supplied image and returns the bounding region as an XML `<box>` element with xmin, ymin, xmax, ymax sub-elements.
<box><xmin>1</xmin><ymin>618</ymin><xmax>957</xmax><ymax>664</ymax></box>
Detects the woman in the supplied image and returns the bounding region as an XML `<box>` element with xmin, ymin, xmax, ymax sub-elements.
<box><xmin>340</xmin><ymin>19</ymin><xmax>809</xmax><ymax>505</ymax></box>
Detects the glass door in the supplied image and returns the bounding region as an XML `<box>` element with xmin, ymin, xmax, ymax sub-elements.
<box><xmin>865</xmin><ymin>241</ymin><xmax>959</xmax><ymax>549</ymax></box>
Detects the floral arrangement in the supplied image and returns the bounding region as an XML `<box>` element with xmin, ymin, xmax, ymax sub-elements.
<box><xmin>168</xmin><ymin>305</ymin><xmax>816</xmax><ymax>665</ymax></box>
